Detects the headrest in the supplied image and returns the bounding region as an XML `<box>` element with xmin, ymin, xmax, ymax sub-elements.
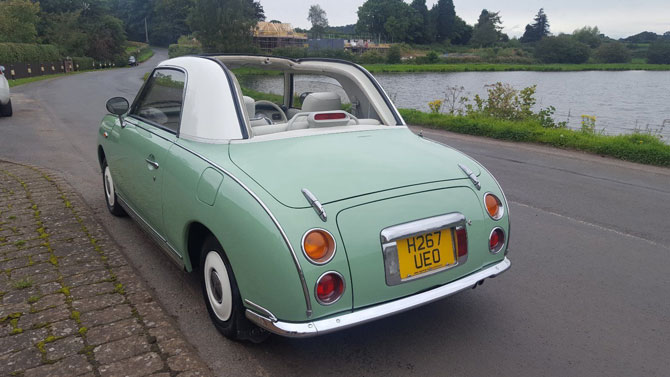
<box><xmin>302</xmin><ymin>92</ymin><xmax>342</xmax><ymax>112</ymax></box>
<box><xmin>243</xmin><ymin>96</ymin><xmax>255</xmax><ymax>119</ymax></box>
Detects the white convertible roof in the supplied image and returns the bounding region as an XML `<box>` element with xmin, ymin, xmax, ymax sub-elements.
<box><xmin>157</xmin><ymin>55</ymin><xmax>404</xmax><ymax>144</ymax></box>
<box><xmin>157</xmin><ymin>56</ymin><xmax>245</xmax><ymax>143</ymax></box>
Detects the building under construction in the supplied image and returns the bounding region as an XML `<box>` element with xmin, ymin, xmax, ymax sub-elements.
<box><xmin>253</xmin><ymin>22</ymin><xmax>307</xmax><ymax>52</ymax></box>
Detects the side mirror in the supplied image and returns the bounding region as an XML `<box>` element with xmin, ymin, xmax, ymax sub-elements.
<box><xmin>106</xmin><ymin>97</ymin><xmax>129</xmax><ymax>115</ymax></box>
<box><xmin>106</xmin><ymin>97</ymin><xmax>129</xmax><ymax>127</ymax></box>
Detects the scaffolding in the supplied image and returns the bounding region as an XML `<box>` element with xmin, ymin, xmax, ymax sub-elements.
<box><xmin>253</xmin><ymin>22</ymin><xmax>308</xmax><ymax>52</ymax></box>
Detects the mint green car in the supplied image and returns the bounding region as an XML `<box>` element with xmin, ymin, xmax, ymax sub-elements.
<box><xmin>97</xmin><ymin>55</ymin><xmax>511</xmax><ymax>342</ymax></box>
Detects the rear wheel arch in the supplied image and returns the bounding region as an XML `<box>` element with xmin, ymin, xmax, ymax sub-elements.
<box><xmin>186</xmin><ymin>221</ymin><xmax>215</xmax><ymax>273</ymax></box>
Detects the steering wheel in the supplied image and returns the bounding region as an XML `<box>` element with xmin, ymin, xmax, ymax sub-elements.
<box><xmin>254</xmin><ymin>100</ymin><xmax>287</xmax><ymax>123</ymax></box>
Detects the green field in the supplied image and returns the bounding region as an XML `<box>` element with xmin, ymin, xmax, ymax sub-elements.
<box><xmin>364</xmin><ymin>63</ymin><xmax>670</xmax><ymax>73</ymax></box>
<box><xmin>400</xmin><ymin>109</ymin><xmax>670</xmax><ymax>167</ymax></box>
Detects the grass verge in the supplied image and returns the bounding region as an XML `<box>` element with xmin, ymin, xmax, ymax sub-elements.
<box><xmin>365</xmin><ymin>63</ymin><xmax>670</xmax><ymax>73</ymax></box>
<box><xmin>400</xmin><ymin>109</ymin><xmax>670</xmax><ymax>167</ymax></box>
<box><xmin>8</xmin><ymin>73</ymin><xmax>71</xmax><ymax>88</ymax></box>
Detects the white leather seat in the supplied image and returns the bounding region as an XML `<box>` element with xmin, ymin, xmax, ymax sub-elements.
<box><xmin>302</xmin><ymin>92</ymin><xmax>342</xmax><ymax>112</ymax></box>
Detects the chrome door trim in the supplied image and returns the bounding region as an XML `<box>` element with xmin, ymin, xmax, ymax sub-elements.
<box><xmin>246</xmin><ymin>257</ymin><xmax>511</xmax><ymax>338</ymax></box>
<box><xmin>380</xmin><ymin>213</ymin><xmax>467</xmax><ymax>286</ymax></box>
<box><xmin>117</xmin><ymin>195</ymin><xmax>184</xmax><ymax>268</ymax></box>
<box><xmin>173</xmin><ymin>142</ymin><xmax>313</xmax><ymax>317</ymax></box>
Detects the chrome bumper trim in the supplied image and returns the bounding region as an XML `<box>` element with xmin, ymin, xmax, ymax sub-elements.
<box><xmin>245</xmin><ymin>257</ymin><xmax>511</xmax><ymax>338</ymax></box>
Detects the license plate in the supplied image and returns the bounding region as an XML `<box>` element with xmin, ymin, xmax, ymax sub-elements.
<box><xmin>396</xmin><ymin>229</ymin><xmax>456</xmax><ymax>279</ymax></box>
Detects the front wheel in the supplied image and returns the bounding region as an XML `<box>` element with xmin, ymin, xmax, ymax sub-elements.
<box><xmin>102</xmin><ymin>160</ymin><xmax>126</xmax><ymax>216</ymax></box>
<box><xmin>0</xmin><ymin>100</ymin><xmax>12</xmax><ymax>117</ymax></box>
<box><xmin>200</xmin><ymin>236</ymin><xmax>269</xmax><ymax>343</ymax></box>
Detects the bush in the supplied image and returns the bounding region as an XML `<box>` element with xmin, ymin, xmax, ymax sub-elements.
<box><xmin>594</xmin><ymin>42</ymin><xmax>632</xmax><ymax>63</ymax></box>
<box><xmin>534</xmin><ymin>35</ymin><xmax>590</xmax><ymax>64</ymax></box>
<box><xmin>647</xmin><ymin>40</ymin><xmax>670</xmax><ymax>64</ymax></box>
<box><xmin>72</xmin><ymin>56</ymin><xmax>94</xmax><ymax>70</ymax></box>
<box><xmin>168</xmin><ymin>43</ymin><xmax>203</xmax><ymax>58</ymax></box>
<box><xmin>386</xmin><ymin>45</ymin><xmax>402</xmax><ymax>64</ymax></box>
<box><xmin>0</xmin><ymin>43</ymin><xmax>60</xmax><ymax>64</ymax></box>
<box><xmin>359</xmin><ymin>50</ymin><xmax>386</xmax><ymax>64</ymax></box>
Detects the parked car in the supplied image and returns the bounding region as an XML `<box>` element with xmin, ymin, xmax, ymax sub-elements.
<box><xmin>128</xmin><ymin>55</ymin><xmax>137</xmax><ymax>66</ymax></box>
<box><xmin>0</xmin><ymin>66</ymin><xmax>12</xmax><ymax>117</ymax></box>
<box><xmin>97</xmin><ymin>55</ymin><xmax>511</xmax><ymax>341</ymax></box>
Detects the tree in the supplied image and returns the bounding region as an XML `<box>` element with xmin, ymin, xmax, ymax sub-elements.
<box><xmin>151</xmin><ymin>0</ymin><xmax>194</xmax><ymax>46</ymax></box>
<box><xmin>647</xmin><ymin>40</ymin><xmax>670</xmax><ymax>64</ymax></box>
<box><xmin>434</xmin><ymin>0</ymin><xmax>455</xmax><ymax>42</ymax></box>
<box><xmin>573</xmin><ymin>26</ymin><xmax>602</xmax><ymax>48</ymax></box>
<box><xmin>248</xmin><ymin>0</ymin><xmax>265</xmax><ymax>21</ymax></box>
<box><xmin>534</xmin><ymin>35</ymin><xmax>590</xmax><ymax>63</ymax></box>
<box><xmin>451</xmin><ymin>16</ymin><xmax>473</xmax><ymax>45</ymax></box>
<box><xmin>410</xmin><ymin>0</ymin><xmax>430</xmax><ymax>43</ymax></box>
<box><xmin>356</xmin><ymin>0</ymin><xmax>422</xmax><ymax>43</ymax></box>
<box><xmin>188</xmin><ymin>0</ymin><xmax>261</xmax><ymax>53</ymax></box>
<box><xmin>594</xmin><ymin>42</ymin><xmax>631</xmax><ymax>63</ymax></box>
<box><xmin>0</xmin><ymin>0</ymin><xmax>40</xmax><ymax>43</ymax></box>
<box><xmin>386</xmin><ymin>44</ymin><xmax>401</xmax><ymax>63</ymax></box>
<box><xmin>307</xmin><ymin>4</ymin><xmax>328</xmax><ymax>38</ymax></box>
<box><xmin>470</xmin><ymin>9</ymin><xmax>503</xmax><ymax>47</ymax></box>
<box><xmin>520</xmin><ymin>8</ymin><xmax>550</xmax><ymax>43</ymax></box>
<box><xmin>40</xmin><ymin>11</ymin><xmax>88</xmax><ymax>56</ymax></box>
<box><xmin>83</xmin><ymin>14</ymin><xmax>127</xmax><ymax>61</ymax></box>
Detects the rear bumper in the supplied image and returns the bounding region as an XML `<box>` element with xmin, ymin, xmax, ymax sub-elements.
<box><xmin>246</xmin><ymin>257</ymin><xmax>511</xmax><ymax>338</ymax></box>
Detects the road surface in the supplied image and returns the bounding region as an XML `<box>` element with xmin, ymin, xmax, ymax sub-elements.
<box><xmin>1</xmin><ymin>49</ymin><xmax>669</xmax><ymax>376</ymax></box>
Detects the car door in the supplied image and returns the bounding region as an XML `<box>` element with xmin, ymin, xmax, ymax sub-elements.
<box><xmin>117</xmin><ymin>68</ymin><xmax>186</xmax><ymax>235</ymax></box>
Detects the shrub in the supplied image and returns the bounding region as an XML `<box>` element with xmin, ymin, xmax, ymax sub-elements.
<box><xmin>72</xmin><ymin>56</ymin><xmax>94</xmax><ymax>70</ymax></box>
<box><xmin>594</xmin><ymin>42</ymin><xmax>632</xmax><ymax>63</ymax></box>
<box><xmin>647</xmin><ymin>40</ymin><xmax>670</xmax><ymax>64</ymax></box>
<box><xmin>272</xmin><ymin>47</ymin><xmax>308</xmax><ymax>59</ymax></box>
<box><xmin>534</xmin><ymin>35</ymin><xmax>590</xmax><ymax>63</ymax></box>
<box><xmin>359</xmin><ymin>50</ymin><xmax>386</xmax><ymax>64</ymax></box>
<box><xmin>386</xmin><ymin>45</ymin><xmax>402</xmax><ymax>64</ymax></box>
<box><xmin>0</xmin><ymin>43</ymin><xmax>60</xmax><ymax>64</ymax></box>
<box><xmin>168</xmin><ymin>43</ymin><xmax>203</xmax><ymax>58</ymax></box>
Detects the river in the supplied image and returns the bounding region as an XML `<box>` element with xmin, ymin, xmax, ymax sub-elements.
<box><xmin>240</xmin><ymin>70</ymin><xmax>670</xmax><ymax>140</ymax></box>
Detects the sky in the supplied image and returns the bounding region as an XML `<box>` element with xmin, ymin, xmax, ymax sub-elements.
<box><xmin>261</xmin><ymin>0</ymin><xmax>670</xmax><ymax>39</ymax></box>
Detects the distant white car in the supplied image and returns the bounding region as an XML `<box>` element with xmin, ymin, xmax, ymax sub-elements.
<box><xmin>0</xmin><ymin>65</ymin><xmax>11</xmax><ymax>117</ymax></box>
<box><xmin>128</xmin><ymin>56</ymin><xmax>137</xmax><ymax>67</ymax></box>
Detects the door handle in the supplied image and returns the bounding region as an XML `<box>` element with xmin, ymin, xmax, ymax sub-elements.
<box><xmin>145</xmin><ymin>158</ymin><xmax>159</xmax><ymax>169</ymax></box>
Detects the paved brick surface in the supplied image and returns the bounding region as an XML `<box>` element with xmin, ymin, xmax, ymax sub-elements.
<box><xmin>0</xmin><ymin>160</ymin><xmax>212</xmax><ymax>376</ymax></box>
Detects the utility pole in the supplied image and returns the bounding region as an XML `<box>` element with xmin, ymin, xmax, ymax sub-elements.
<box><xmin>145</xmin><ymin>17</ymin><xmax>149</xmax><ymax>44</ymax></box>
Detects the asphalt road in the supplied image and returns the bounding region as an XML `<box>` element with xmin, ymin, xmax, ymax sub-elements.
<box><xmin>2</xmin><ymin>49</ymin><xmax>669</xmax><ymax>376</ymax></box>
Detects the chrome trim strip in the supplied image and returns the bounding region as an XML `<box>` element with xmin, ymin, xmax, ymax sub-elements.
<box><xmin>301</xmin><ymin>228</ymin><xmax>337</xmax><ymax>265</ymax></box>
<box><xmin>172</xmin><ymin>143</ymin><xmax>313</xmax><ymax>317</ymax></box>
<box><xmin>458</xmin><ymin>163</ymin><xmax>481</xmax><ymax>190</ymax></box>
<box><xmin>380</xmin><ymin>213</ymin><xmax>467</xmax><ymax>286</ymax></box>
<box><xmin>117</xmin><ymin>196</ymin><xmax>184</xmax><ymax>268</ymax></box>
<box><xmin>244</xmin><ymin>299</ymin><xmax>277</xmax><ymax>322</ymax></box>
<box><xmin>246</xmin><ymin>257</ymin><xmax>511</xmax><ymax>338</ymax></box>
<box><xmin>301</xmin><ymin>188</ymin><xmax>327</xmax><ymax>222</ymax></box>
<box><xmin>313</xmin><ymin>271</ymin><xmax>346</xmax><ymax>306</ymax></box>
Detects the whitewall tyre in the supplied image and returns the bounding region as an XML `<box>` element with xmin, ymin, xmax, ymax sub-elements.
<box><xmin>199</xmin><ymin>236</ymin><xmax>269</xmax><ymax>343</ymax></box>
<box><xmin>102</xmin><ymin>160</ymin><xmax>126</xmax><ymax>216</ymax></box>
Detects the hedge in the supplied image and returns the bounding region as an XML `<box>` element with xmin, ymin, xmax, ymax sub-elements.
<box><xmin>168</xmin><ymin>43</ymin><xmax>202</xmax><ymax>58</ymax></box>
<box><xmin>72</xmin><ymin>57</ymin><xmax>94</xmax><ymax>70</ymax></box>
<box><xmin>0</xmin><ymin>43</ymin><xmax>61</xmax><ymax>64</ymax></box>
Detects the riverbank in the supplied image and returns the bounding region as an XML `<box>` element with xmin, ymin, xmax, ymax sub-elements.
<box><xmin>400</xmin><ymin>109</ymin><xmax>670</xmax><ymax>167</ymax></box>
<box><xmin>365</xmin><ymin>63</ymin><xmax>670</xmax><ymax>73</ymax></box>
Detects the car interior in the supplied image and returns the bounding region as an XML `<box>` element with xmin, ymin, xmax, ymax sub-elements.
<box><xmin>229</xmin><ymin>68</ymin><xmax>386</xmax><ymax>137</ymax></box>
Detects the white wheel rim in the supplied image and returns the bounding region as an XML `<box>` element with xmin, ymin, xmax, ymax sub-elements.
<box><xmin>204</xmin><ymin>251</ymin><xmax>233</xmax><ymax>321</ymax></box>
<box><xmin>104</xmin><ymin>166</ymin><xmax>115</xmax><ymax>206</ymax></box>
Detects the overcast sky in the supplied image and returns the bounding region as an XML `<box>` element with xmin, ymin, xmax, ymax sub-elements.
<box><xmin>261</xmin><ymin>0</ymin><xmax>669</xmax><ymax>39</ymax></box>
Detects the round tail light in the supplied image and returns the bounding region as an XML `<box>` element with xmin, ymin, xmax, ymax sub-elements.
<box><xmin>489</xmin><ymin>228</ymin><xmax>505</xmax><ymax>254</ymax></box>
<box><xmin>302</xmin><ymin>229</ymin><xmax>336</xmax><ymax>264</ymax></box>
<box><xmin>315</xmin><ymin>272</ymin><xmax>345</xmax><ymax>305</ymax></box>
<box><xmin>484</xmin><ymin>193</ymin><xmax>504</xmax><ymax>220</ymax></box>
